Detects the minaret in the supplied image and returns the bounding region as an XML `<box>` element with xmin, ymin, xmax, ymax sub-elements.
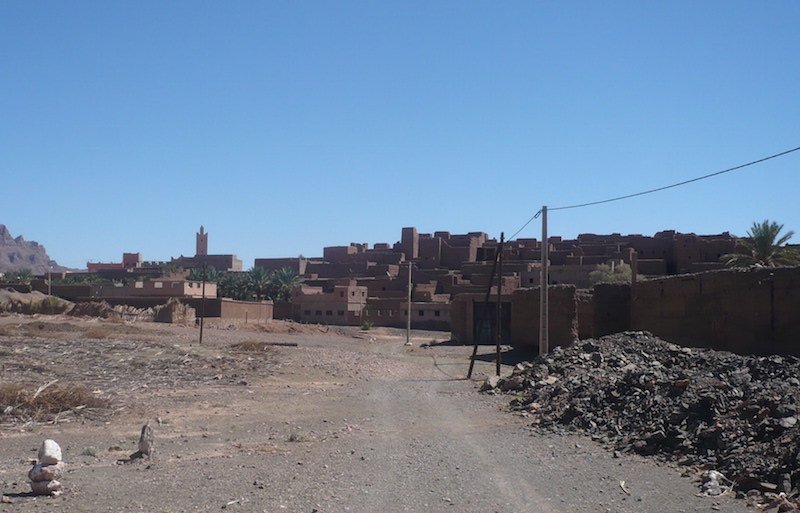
<box><xmin>196</xmin><ymin>226</ymin><xmax>208</xmax><ymax>256</ymax></box>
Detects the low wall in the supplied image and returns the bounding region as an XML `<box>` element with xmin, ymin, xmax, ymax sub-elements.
<box><xmin>632</xmin><ymin>266</ymin><xmax>800</xmax><ymax>355</ymax></box>
<box><xmin>593</xmin><ymin>283</ymin><xmax>631</xmax><ymax>337</ymax></box>
<box><xmin>576</xmin><ymin>290</ymin><xmax>594</xmax><ymax>340</ymax></box>
<box><xmin>510</xmin><ymin>285</ymin><xmax>577</xmax><ymax>352</ymax></box>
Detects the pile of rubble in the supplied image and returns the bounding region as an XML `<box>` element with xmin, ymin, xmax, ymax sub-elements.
<box><xmin>489</xmin><ymin>332</ymin><xmax>800</xmax><ymax>495</ymax></box>
<box><xmin>68</xmin><ymin>301</ymin><xmax>155</xmax><ymax>322</ymax></box>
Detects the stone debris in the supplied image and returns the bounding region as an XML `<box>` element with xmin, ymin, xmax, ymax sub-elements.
<box><xmin>128</xmin><ymin>420</ymin><xmax>155</xmax><ymax>461</ymax></box>
<box><xmin>139</xmin><ymin>420</ymin><xmax>155</xmax><ymax>457</ymax></box>
<box><xmin>491</xmin><ymin>332</ymin><xmax>800</xmax><ymax>495</ymax></box>
<box><xmin>29</xmin><ymin>439</ymin><xmax>64</xmax><ymax>496</ymax></box>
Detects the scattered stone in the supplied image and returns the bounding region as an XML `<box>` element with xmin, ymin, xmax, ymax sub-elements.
<box><xmin>127</xmin><ymin>421</ymin><xmax>155</xmax><ymax>461</ymax></box>
<box><xmin>30</xmin><ymin>439</ymin><xmax>64</xmax><ymax>496</ymax></box>
<box><xmin>480</xmin><ymin>375</ymin><xmax>500</xmax><ymax>392</ymax></box>
<box><xmin>1</xmin><ymin>495</ymin><xmax>11</xmax><ymax>504</ymax></box>
<box><xmin>28</xmin><ymin>461</ymin><xmax>65</xmax><ymax>481</ymax></box>
<box><xmin>500</xmin><ymin>332</ymin><xmax>800</xmax><ymax>495</ymax></box>
<box><xmin>38</xmin><ymin>439</ymin><xmax>62</xmax><ymax>465</ymax></box>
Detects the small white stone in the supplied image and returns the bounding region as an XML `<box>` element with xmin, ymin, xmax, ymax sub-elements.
<box><xmin>28</xmin><ymin>462</ymin><xmax>65</xmax><ymax>482</ymax></box>
<box><xmin>38</xmin><ymin>439</ymin><xmax>62</xmax><ymax>465</ymax></box>
<box><xmin>30</xmin><ymin>479</ymin><xmax>62</xmax><ymax>495</ymax></box>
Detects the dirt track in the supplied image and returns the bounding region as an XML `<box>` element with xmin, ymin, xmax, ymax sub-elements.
<box><xmin>0</xmin><ymin>316</ymin><xmax>749</xmax><ymax>512</ymax></box>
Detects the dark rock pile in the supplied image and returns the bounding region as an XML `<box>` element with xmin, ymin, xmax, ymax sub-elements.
<box><xmin>493</xmin><ymin>332</ymin><xmax>800</xmax><ymax>494</ymax></box>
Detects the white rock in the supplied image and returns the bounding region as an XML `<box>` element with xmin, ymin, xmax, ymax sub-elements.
<box><xmin>480</xmin><ymin>375</ymin><xmax>500</xmax><ymax>391</ymax></box>
<box><xmin>28</xmin><ymin>462</ymin><xmax>64</xmax><ymax>482</ymax></box>
<box><xmin>29</xmin><ymin>479</ymin><xmax>62</xmax><ymax>495</ymax></box>
<box><xmin>38</xmin><ymin>439</ymin><xmax>62</xmax><ymax>465</ymax></box>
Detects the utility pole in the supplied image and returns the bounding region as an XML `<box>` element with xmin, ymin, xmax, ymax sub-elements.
<box><xmin>199</xmin><ymin>265</ymin><xmax>207</xmax><ymax>345</ymax></box>
<box><xmin>405</xmin><ymin>261</ymin><xmax>413</xmax><ymax>346</ymax></box>
<box><xmin>495</xmin><ymin>232</ymin><xmax>504</xmax><ymax>376</ymax></box>
<box><xmin>539</xmin><ymin>206</ymin><xmax>549</xmax><ymax>356</ymax></box>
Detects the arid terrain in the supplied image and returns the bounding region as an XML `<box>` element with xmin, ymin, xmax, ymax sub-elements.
<box><xmin>0</xmin><ymin>315</ymin><xmax>749</xmax><ymax>512</ymax></box>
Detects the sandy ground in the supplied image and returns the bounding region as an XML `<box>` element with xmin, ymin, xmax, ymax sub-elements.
<box><xmin>0</xmin><ymin>315</ymin><xmax>749</xmax><ymax>512</ymax></box>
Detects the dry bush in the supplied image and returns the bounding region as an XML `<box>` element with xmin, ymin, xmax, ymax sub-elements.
<box><xmin>84</xmin><ymin>326</ymin><xmax>115</xmax><ymax>339</ymax></box>
<box><xmin>230</xmin><ymin>341</ymin><xmax>277</xmax><ymax>353</ymax></box>
<box><xmin>0</xmin><ymin>382</ymin><xmax>110</xmax><ymax>423</ymax></box>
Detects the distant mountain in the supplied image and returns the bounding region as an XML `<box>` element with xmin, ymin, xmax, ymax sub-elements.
<box><xmin>0</xmin><ymin>224</ymin><xmax>68</xmax><ymax>275</ymax></box>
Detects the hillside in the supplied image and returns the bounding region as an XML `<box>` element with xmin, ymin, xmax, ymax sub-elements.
<box><xmin>0</xmin><ymin>224</ymin><xmax>67</xmax><ymax>275</ymax></box>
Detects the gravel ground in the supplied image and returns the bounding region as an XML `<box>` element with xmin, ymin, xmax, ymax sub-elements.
<box><xmin>0</xmin><ymin>315</ymin><xmax>750</xmax><ymax>512</ymax></box>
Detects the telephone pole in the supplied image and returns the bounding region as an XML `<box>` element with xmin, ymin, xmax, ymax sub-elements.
<box><xmin>405</xmin><ymin>261</ymin><xmax>413</xmax><ymax>346</ymax></box>
<box><xmin>539</xmin><ymin>206</ymin><xmax>549</xmax><ymax>356</ymax></box>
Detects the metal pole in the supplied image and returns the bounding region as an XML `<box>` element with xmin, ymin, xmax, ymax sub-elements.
<box><xmin>405</xmin><ymin>261</ymin><xmax>412</xmax><ymax>346</ymax></box>
<box><xmin>539</xmin><ymin>206</ymin><xmax>549</xmax><ymax>355</ymax></box>
<box><xmin>496</xmin><ymin>232</ymin><xmax>504</xmax><ymax>376</ymax></box>
<box><xmin>199</xmin><ymin>265</ymin><xmax>206</xmax><ymax>345</ymax></box>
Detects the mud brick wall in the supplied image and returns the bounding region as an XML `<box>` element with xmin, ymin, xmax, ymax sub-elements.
<box><xmin>632</xmin><ymin>266</ymin><xmax>800</xmax><ymax>355</ymax></box>
<box><xmin>272</xmin><ymin>302</ymin><xmax>292</xmax><ymax>319</ymax></box>
<box><xmin>219</xmin><ymin>299</ymin><xmax>273</xmax><ymax>322</ymax></box>
<box><xmin>575</xmin><ymin>290</ymin><xmax>594</xmax><ymax>340</ymax></box>
<box><xmin>511</xmin><ymin>285</ymin><xmax>577</xmax><ymax>352</ymax></box>
<box><xmin>593</xmin><ymin>283</ymin><xmax>631</xmax><ymax>337</ymax></box>
<box><xmin>449</xmin><ymin>295</ymin><xmax>472</xmax><ymax>344</ymax></box>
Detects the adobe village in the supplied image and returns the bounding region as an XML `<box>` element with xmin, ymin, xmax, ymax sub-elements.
<box><xmin>1</xmin><ymin>221</ymin><xmax>799</xmax><ymax>512</ymax></box>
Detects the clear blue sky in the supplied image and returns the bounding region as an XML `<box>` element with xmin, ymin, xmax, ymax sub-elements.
<box><xmin>2</xmin><ymin>1</ymin><xmax>798</xmax><ymax>269</ymax></box>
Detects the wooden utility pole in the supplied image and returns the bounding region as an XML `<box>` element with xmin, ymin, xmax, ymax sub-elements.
<box><xmin>495</xmin><ymin>232</ymin><xmax>504</xmax><ymax>376</ymax></box>
<box><xmin>405</xmin><ymin>261</ymin><xmax>412</xmax><ymax>346</ymax></box>
<box><xmin>539</xmin><ymin>206</ymin><xmax>549</xmax><ymax>356</ymax></box>
<box><xmin>467</xmin><ymin>248</ymin><xmax>501</xmax><ymax>379</ymax></box>
<box><xmin>199</xmin><ymin>265</ymin><xmax>207</xmax><ymax>345</ymax></box>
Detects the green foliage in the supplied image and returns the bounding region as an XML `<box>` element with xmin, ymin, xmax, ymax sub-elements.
<box><xmin>267</xmin><ymin>267</ymin><xmax>301</xmax><ymax>302</ymax></box>
<box><xmin>55</xmin><ymin>273</ymin><xmax>109</xmax><ymax>285</ymax></box>
<box><xmin>188</xmin><ymin>266</ymin><xmax>219</xmax><ymax>282</ymax></box>
<box><xmin>248</xmin><ymin>266</ymin><xmax>272</xmax><ymax>300</ymax></box>
<box><xmin>589</xmin><ymin>262</ymin><xmax>632</xmax><ymax>285</ymax></box>
<box><xmin>722</xmin><ymin>220</ymin><xmax>798</xmax><ymax>268</ymax></box>
<box><xmin>215</xmin><ymin>267</ymin><xmax>301</xmax><ymax>302</ymax></box>
<box><xmin>218</xmin><ymin>272</ymin><xmax>252</xmax><ymax>300</ymax></box>
<box><xmin>2</xmin><ymin>269</ymin><xmax>33</xmax><ymax>283</ymax></box>
<box><xmin>360</xmin><ymin>320</ymin><xmax>373</xmax><ymax>331</ymax></box>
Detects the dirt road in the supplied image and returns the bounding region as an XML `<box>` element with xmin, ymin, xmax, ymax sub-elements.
<box><xmin>0</xmin><ymin>318</ymin><xmax>748</xmax><ymax>512</ymax></box>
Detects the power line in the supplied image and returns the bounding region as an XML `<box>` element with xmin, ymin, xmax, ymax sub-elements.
<box><xmin>507</xmin><ymin>145</ymin><xmax>800</xmax><ymax>239</ymax></box>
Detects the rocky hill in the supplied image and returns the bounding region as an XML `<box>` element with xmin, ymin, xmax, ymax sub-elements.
<box><xmin>0</xmin><ymin>224</ymin><xmax>67</xmax><ymax>275</ymax></box>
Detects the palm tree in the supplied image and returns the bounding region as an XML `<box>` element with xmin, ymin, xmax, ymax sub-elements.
<box><xmin>188</xmin><ymin>266</ymin><xmax>219</xmax><ymax>282</ymax></box>
<box><xmin>268</xmin><ymin>267</ymin><xmax>301</xmax><ymax>302</ymax></box>
<box><xmin>722</xmin><ymin>220</ymin><xmax>799</xmax><ymax>267</ymax></box>
<box><xmin>248</xmin><ymin>267</ymin><xmax>272</xmax><ymax>300</ymax></box>
<box><xmin>217</xmin><ymin>272</ymin><xmax>251</xmax><ymax>300</ymax></box>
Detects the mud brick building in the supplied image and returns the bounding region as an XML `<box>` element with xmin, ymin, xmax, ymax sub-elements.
<box><xmin>262</xmin><ymin>226</ymin><xmax>744</xmax><ymax>333</ymax></box>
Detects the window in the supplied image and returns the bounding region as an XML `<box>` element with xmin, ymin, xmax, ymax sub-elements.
<box><xmin>326</xmin><ymin>310</ymin><xmax>333</xmax><ymax>316</ymax></box>
<box><xmin>377</xmin><ymin>310</ymin><xmax>382</xmax><ymax>316</ymax></box>
<box><xmin>434</xmin><ymin>310</ymin><xmax>440</xmax><ymax>317</ymax></box>
<box><xmin>418</xmin><ymin>310</ymin><xmax>424</xmax><ymax>316</ymax></box>
<box><xmin>304</xmin><ymin>310</ymin><xmax>311</xmax><ymax>316</ymax></box>
<box><xmin>529</xmin><ymin>278</ymin><xmax>534</xmax><ymax>284</ymax></box>
<box><xmin>315</xmin><ymin>310</ymin><xmax>322</xmax><ymax>316</ymax></box>
<box><xmin>351</xmin><ymin>291</ymin><xmax>355</xmax><ymax>297</ymax></box>
<box><xmin>154</xmin><ymin>282</ymin><xmax>163</xmax><ymax>289</ymax></box>
<box><xmin>404</xmin><ymin>310</ymin><xmax>408</xmax><ymax>316</ymax></box>
<box><xmin>135</xmin><ymin>282</ymin><xmax>144</xmax><ymax>289</ymax></box>
<box><xmin>340</xmin><ymin>292</ymin><xmax>344</xmax><ymax>298</ymax></box>
<box><xmin>338</xmin><ymin>310</ymin><xmax>344</xmax><ymax>316</ymax></box>
<box><xmin>388</xmin><ymin>310</ymin><xmax>393</xmax><ymax>317</ymax></box>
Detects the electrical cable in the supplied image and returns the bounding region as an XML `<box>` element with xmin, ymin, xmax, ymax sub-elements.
<box><xmin>507</xmin><ymin>145</ymin><xmax>800</xmax><ymax>239</ymax></box>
